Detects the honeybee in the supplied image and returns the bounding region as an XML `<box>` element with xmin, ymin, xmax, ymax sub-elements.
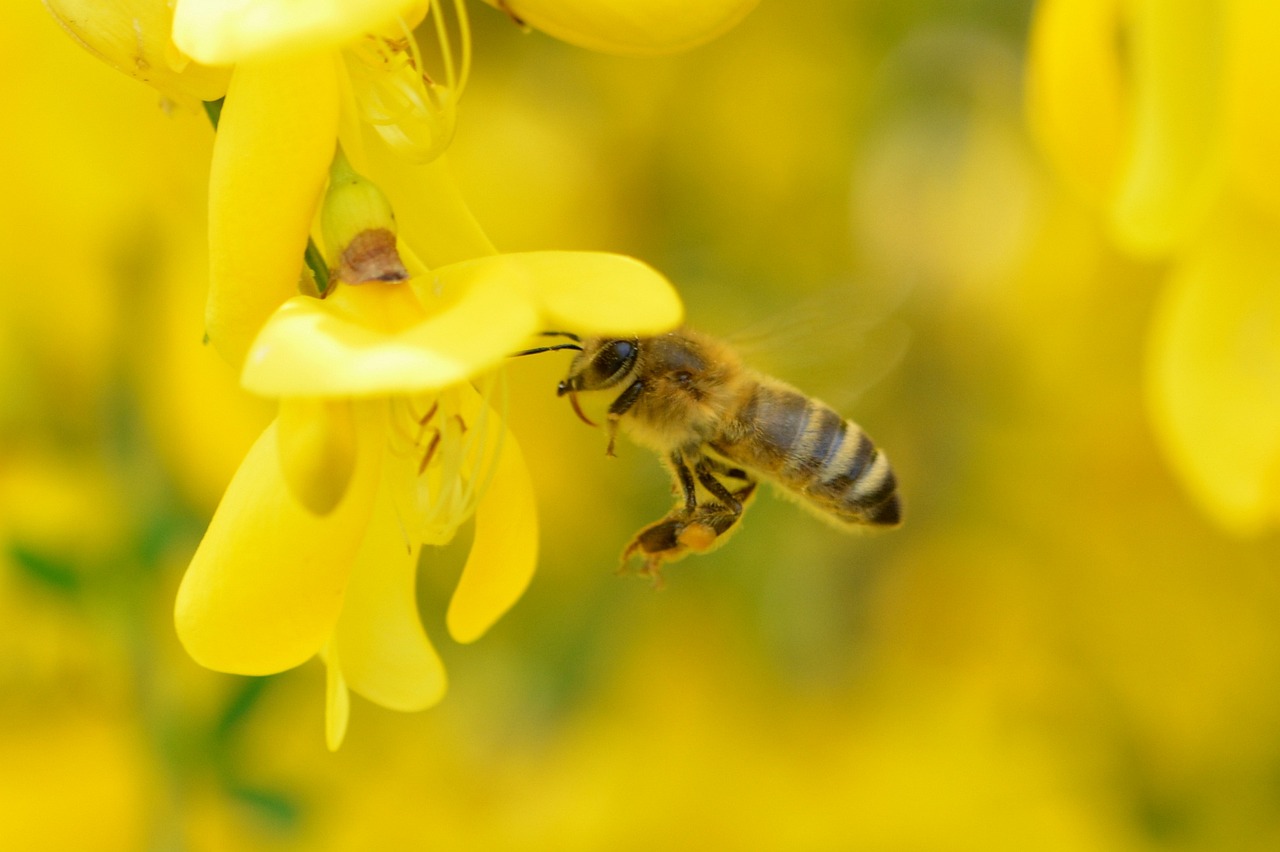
<box><xmin>526</xmin><ymin>328</ymin><xmax>901</xmax><ymax>577</ymax></box>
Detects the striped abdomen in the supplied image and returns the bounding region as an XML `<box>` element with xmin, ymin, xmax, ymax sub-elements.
<box><xmin>711</xmin><ymin>381</ymin><xmax>901</xmax><ymax>526</ymax></box>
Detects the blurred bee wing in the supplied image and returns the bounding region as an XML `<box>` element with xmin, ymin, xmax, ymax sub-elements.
<box><xmin>719</xmin><ymin>284</ymin><xmax>911</xmax><ymax>412</ymax></box>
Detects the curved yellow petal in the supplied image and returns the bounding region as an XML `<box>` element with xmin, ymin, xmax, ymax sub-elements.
<box><xmin>173</xmin><ymin>0</ymin><xmax>422</xmax><ymax>65</ymax></box>
<box><xmin>1024</xmin><ymin>0</ymin><xmax>1127</xmax><ymax>205</ymax></box>
<box><xmin>1108</xmin><ymin>0</ymin><xmax>1226</xmax><ymax>257</ymax></box>
<box><xmin>276</xmin><ymin>396</ymin><xmax>358</xmax><ymax>515</ymax></box>
<box><xmin>242</xmin><ymin>267</ymin><xmax>540</xmax><ymax>397</ymax></box>
<box><xmin>174</xmin><ymin>406</ymin><xmax>384</xmax><ymax>675</ymax></box>
<box><xmin>1224</xmin><ymin>0</ymin><xmax>1280</xmax><ymax>221</ymax></box>
<box><xmin>1147</xmin><ymin>206</ymin><xmax>1280</xmax><ymax>536</ymax></box>
<box><xmin>323</xmin><ymin>648</ymin><xmax>352</xmax><ymax>751</ymax></box>
<box><xmin>447</xmin><ymin>427</ymin><xmax>537</xmax><ymax>644</ymax></box>
<box><xmin>44</xmin><ymin>0</ymin><xmax>229</xmax><ymax>103</ymax></box>
<box><xmin>508</xmin><ymin>251</ymin><xmax>683</xmax><ymax>336</ymax></box>
<box><xmin>206</xmin><ymin>54</ymin><xmax>340</xmax><ymax>368</ymax></box>
<box><xmin>357</xmin><ymin>143</ymin><xmax>497</xmax><ymax>267</ymax></box>
<box><xmin>331</xmin><ymin>455</ymin><xmax>446</xmax><ymax>712</ymax></box>
<box><xmin>486</xmin><ymin>0</ymin><xmax>759</xmax><ymax>55</ymax></box>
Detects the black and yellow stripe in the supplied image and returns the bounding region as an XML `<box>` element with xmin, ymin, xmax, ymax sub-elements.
<box><xmin>713</xmin><ymin>382</ymin><xmax>900</xmax><ymax>527</ymax></box>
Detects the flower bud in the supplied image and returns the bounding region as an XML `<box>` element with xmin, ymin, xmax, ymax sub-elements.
<box><xmin>321</xmin><ymin>158</ymin><xmax>409</xmax><ymax>285</ymax></box>
<box><xmin>43</xmin><ymin>0</ymin><xmax>229</xmax><ymax>104</ymax></box>
<box><xmin>487</xmin><ymin>0</ymin><xmax>760</xmax><ymax>55</ymax></box>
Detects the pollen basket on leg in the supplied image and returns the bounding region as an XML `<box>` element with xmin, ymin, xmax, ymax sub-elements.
<box><xmin>385</xmin><ymin>375</ymin><xmax>506</xmax><ymax>546</ymax></box>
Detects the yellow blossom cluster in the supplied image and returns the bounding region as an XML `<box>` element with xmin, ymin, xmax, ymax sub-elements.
<box><xmin>44</xmin><ymin>0</ymin><xmax>755</xmax><ymax>747</ymax></box>
<box><xmin>1026</xmin><ymin>0</ymin><xmax>1280</xmax><ymax>535</ymax></box>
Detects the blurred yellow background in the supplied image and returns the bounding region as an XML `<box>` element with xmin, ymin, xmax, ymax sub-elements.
<box><xmin>4</xmin><ymin>0</ymin><xmax>1280</xmax><ymax>849</ymax></box>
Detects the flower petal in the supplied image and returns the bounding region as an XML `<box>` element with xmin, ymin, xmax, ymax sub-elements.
<box><xmin>1024</xmin><ymin>0</ymin><xmax>1127</xmax><ymax>205</ymax></box>
<box><xmin>447</xmin><ymin>427</ymin><xmax>538</xmax><ymax>644</ymax></box>
<box><xmin>357</xmin><ymin>143</ymin><xmax>497</xmax><ymax>266</ymax></box>
<box><xmin>173</xmin><ymin>0</ymin><xmax>423</xmax><ymax>65</ymax></box>
<box><xmin>276</xmin><ymin>397</ymin><xmax>359</xmax><ymax>515</ymax></box>
<box><xmin>206</xmin><ymin>55</ymin><xmax>340</xmax><ymax>368</ymax></box>
<box><xmin>174</xmin><ymin>406</ymin><xmax>384</xmax><ymax>675</ymax></box>
<box><xmin>1224</xmin><ymin>0</ymin><xmax>1280</xmax><ymax>221</ymax></box>
<box><xmin>1147</xmin><ymin>205</ymin><xmax>1280</xmax><ymax>535</ymax></box>
<box><xmin>506</xmin><ymin>251</ymin><xmax>683</xmax><ymax>336</ymax></box>
<box><xmin>323</xmin><ymin>646</ymin><xmax>352</xmax><ymax>751</ymax></box>
<box><xmin>44</xmin><ymin>0</ymin><xmax>229</xmax><ymax>103</ymax></box>
<box><xmin>330</xmin><ymin>455</ymin><xmax>446</xmax><ymax>712</ymax></box>
<box><xmin>486</xmin><ymin>0</ymin><xmax>759</xmax><ymax>55</ymax></box>
<box><xmin>1107</xmin><ymin>0</ymin><xmax>1226</xmax><ymax>257</ymax></box>
<box><xmin>242</xmin><ymin>266</ymin><xmax>540</xmax><ymax>397</ymax></box>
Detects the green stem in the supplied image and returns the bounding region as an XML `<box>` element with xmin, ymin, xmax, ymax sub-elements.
<box><xmin>202</xmin><ymin>97</ymin><xmax>225</xmax><ymax>129</ymax></box>
<box><xmin>305</xmin><ymin>240</ymin><xmax>332</xmax><ymax>296</ymax></box>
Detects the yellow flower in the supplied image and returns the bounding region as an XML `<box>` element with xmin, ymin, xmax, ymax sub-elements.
<box><xmin>171</xmin><ymin>0</ymin><xmax>430</xmax><ymax>64</ymax></box>
<box><xmin>178</xmin><ymin>0</ymin><xmax>471</xmax><ymax>368</ymax></box>
<box><xmin>50</xmin><ymin>0</ymin><xmax>693</xmax><ymax>749</ymax></box>
<box><xmin>49</xmin><ymin>0</ymin><xmax>756</xmax><ymax>368</ymax></box>
<box><xmin>177</xmin><ymin>244</ymin><xmax>682</xmax><ymax>748</ymax></box>
<box><xmin>1025</xmin><ymin>0</ymin><xmax>1225</xmax><ymax>257</ymax></box>
<box><xmin>1146</xmin><ymin>205</ymin><xmax>1280</xmax><ymax>536</ymax></box>
<box><xmin>1026</xmin><ymin>0</ymin><xmax>1280</xmax><ymax>534</ymax></box>
<box><xmin>184</xmin><ymin>0</ymin><xmax>759</xmax><ymax>365</ymax></box>
<box><xmin>485</xmin><ymin>0</ymin><xmax>760</xmax><ymax>55</ymax></box>
<box><xmin>42</xmin><ymin>0</ymin><xmax>230</xmax><ymax>107</ymax></box>
<box><xmin>53</xmin><ymin>0</ymin><xmax>470</xmax><ymax>368</ymax></box>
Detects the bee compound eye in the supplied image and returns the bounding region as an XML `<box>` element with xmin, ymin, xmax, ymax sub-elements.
<box><xmin>593</xmin><ymin>339</ymin><xmax>636</xmax><ymax>382</ymax></box>
<box><xmin>611</xmin><ymin>339</ymin><xmax>634</xmax><ymax>362</ymax></box>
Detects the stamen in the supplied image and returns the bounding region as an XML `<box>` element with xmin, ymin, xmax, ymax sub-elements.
<box><xmin>431</xmin><ymin>1</ymin><xmax>454</xmax><ymax>92</ymax></box>
<box><xmin>455</xmin><ymin>372</ymin><xmax>501</xmax><ymax>513</ymax></box>
<box><xmin>418</xmin><ymin>430</ymin><xmax>442</xmax><ymax>473</ymax></box>
<box><xmin>387</xmin><ymin>374</ymin><xmax>507</xmax><ymax>547</ymax></box>
<box><xmin>451</xmin><ymin>0</ymin><xmax>472</xmax><ymax>94</ymax></box>
<box><xmin>387</xmin><ymin>396</ymin><xmax>430</xmax><ymax>455</ymax></box>
<box><xmin>413</xmin><ymin>399</ymin><xmax>440</xmax><ymax>444</ymax></box>
<box><xmin>342</xmin><ymin>0</ymin><xmax>472</xmax><ymax>163</ymax></box>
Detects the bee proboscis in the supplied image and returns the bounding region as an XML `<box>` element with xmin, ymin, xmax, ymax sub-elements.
<box><xmin>530</xmin><ymin>328</ymin><xmax>902</xmax><ymax>579</ymax></box>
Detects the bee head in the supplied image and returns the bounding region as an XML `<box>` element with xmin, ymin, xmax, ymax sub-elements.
<box><xmin>557</xmin><ymin>337</ymin><xmax>640</xmax><ymax>396</ymax></box>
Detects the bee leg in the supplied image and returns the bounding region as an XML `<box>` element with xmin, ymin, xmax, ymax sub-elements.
<box><xmin>621</xmin><ymin>515</ymin><xmax>715</xmax><ymax>587</ymax></box>
<box><xmin>622</xmin><ymin>519</ymin><xmax>678</xmax><ymax>588</ymax></box>
<box><xmin>685</xmin><ymin>460</ymin><xmax>758</xmax><ymax>551</ymax></box>
<box><xmin>620</xmin><ymin>454</ymin><xmax>755</xmax><ymax>582</ymax></box>
<box><xmin>701</xmin><ymin>455</ymin><xmax>751</xmax><ymax>484</ymax></box>
<box><xmin>728</xmin><ymin>478</ymin><xmax>758</xmax><ymax>504</ymax></box>
<box><xmin>617</xmin><ymin>453</ymin><xmax>697</xmax><ymax>583</ymax></box>
<box><xmin>670</xmin><ymin>452</ymin><xmax>698</xmax><ymax>511</ymax></box>
<box><xmin>694</xmin><ymin>457</ymin><xmax>744</xmax><ymax>513</ymax></box>
<box><xmin>604</xmin><ymin>379</ymin><xmax>645</xmax><ymax>456</ymax></box>
<box><xmin>620</xmin><ymin>479</ymin><xmax>758</xmax><ymax>582</ymax></box>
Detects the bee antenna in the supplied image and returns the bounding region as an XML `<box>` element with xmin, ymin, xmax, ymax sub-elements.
<box><xmin>539</xmin><ymin>330</ymin><xmax>581</xmax><ymax>342</ymax></box>
<box><xmin>510</xmin><ymin>343</ymin><xmax>584</xmax><ymax>357</ymax></box>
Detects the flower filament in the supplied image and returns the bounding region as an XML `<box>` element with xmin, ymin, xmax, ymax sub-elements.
<box><xmin>344</xmin><ymin>0</ymin><xmax>472</xmax><ymax>163</ymax></box>
<box><xmin>387</xmin><ymin>373</ymin><xmax>505</xmax><ymax>547</ymax></box>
